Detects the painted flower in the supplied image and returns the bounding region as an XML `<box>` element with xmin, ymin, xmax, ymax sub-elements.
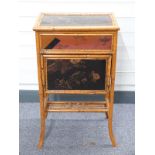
<box><xmin>70</xmin><ymin>59</ymin><xmax>81</xmax><ymax>64</ymax></box>
<box><xmin>91</xmin><ymin>71</ymin><xmax>100</xmax><ymax>82</ymax></box>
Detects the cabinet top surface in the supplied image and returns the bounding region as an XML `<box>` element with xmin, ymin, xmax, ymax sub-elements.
<box><xmin>33</xmin><ymin>13</ymin><xmax>119</xmax><ymax>31</ymax></box>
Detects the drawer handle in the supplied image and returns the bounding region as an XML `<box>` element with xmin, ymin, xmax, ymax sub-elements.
<box><xmin>45</xmin><ymin>38</ymin><xmax>60</xmax><ymax>49</ymax></box>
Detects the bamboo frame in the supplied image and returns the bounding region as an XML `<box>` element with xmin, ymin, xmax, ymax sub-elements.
<box><xmin>41</xmin><ymin>49</ymin><xmax>114</xmax><ymax>55</ymax></box>
<box><xmin>33</xmin><ymin>13</ymin><xmax>119</xmax><ymax>149</ymax></box>
<box><xmin>108</xmin><ymin>31</ymin><xmax>118</xmax><ymax>147</ymax></box>
<box><xmin>35</xmin><ymin>32</ymin><xmax>46</xmax><ymax>149</ymax></box>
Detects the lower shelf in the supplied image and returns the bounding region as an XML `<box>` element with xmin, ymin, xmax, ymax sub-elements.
<box><xmin>46</xmin><ymin>101</ymin><xmax>109</xmax><ymax>112</ymax></box>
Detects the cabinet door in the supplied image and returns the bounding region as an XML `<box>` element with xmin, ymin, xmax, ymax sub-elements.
<box><xmin>42</xmin><ymin>55</ymin><xmax>111</xmax><ymax>94</ymax></box>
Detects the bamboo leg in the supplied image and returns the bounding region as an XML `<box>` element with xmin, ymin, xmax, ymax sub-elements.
<box><xmin>38</xmin><ymin>93</ymin><xmax>46</xmax><ymax>149</ymax></box>
<box><xmin>108</xmin><ymin>102</ymin><xmax>116</xmax><ymax>147</ymax></box>
<box><xmin>108</xmin><ymin>76</ymin><xmax>117</xmax><ymax>146</ymax></box>
<box><xmin>105</xmin><ymin>92</ymin><xmax>116</xmax><ymax>146</ymax></box>
<box><xmin>108</xmin><ymin>33</ymin><xmax>117</xmax><ymax>147</ymax></box>
<box><xmin>38</xmin><ymin>114</ymin><xmax>46</xmax><ymax>149</ymax></box>
<box><xmin>35</xmin><ymin>32</ymin><xmax>47</xmax><ymax>149</ymax></box>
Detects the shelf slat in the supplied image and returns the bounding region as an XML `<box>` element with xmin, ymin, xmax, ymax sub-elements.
<box><xmin>47</xmin><ymin>101</ymin><xmax>109</xmax><ymax>112</ymax></box>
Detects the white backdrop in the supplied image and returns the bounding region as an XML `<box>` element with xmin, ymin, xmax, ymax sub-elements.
<box><xmin>18</xmin><ymin>0</ymin><xmax>135</xmax><ymax>91</ymax></box>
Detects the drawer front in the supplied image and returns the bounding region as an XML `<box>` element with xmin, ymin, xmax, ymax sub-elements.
<box><xmin>40</xmin><ymin>34</ymin><xmax>113</xmax><ymax>52</ymax></box>
<box><xmin>42</xmin><ymin>55</ymin><xmax>111</xmax><ymax>92</ymax></box>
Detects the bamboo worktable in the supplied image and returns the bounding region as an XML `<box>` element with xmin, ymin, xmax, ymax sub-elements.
<box><xmin>33</xmin><ymin>13</ymin><xmax>120</xmax><ymax>149</ymax></box>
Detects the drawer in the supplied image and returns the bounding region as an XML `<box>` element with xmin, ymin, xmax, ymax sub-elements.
<box><xmin>41</xmin><ymin>54</ymin><xmax>111</xmax><ymax>94</ymax></box>
<box><xmin>39</xmin><ymin>33</ymin><xmax>113</xmax><ymax>54</ymax></box>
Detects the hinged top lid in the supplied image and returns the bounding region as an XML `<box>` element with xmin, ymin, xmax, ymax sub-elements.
<box><xmin>33</xmin><ymin>13</ymin><xmax>120</xmax><ymax>31</ymax></box>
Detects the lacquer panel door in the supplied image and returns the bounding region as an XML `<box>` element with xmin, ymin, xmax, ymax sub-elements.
<box><xmin>42</xmin><ymin>55</ymin><xmax>111</xmax><ymax>92</ymax></box>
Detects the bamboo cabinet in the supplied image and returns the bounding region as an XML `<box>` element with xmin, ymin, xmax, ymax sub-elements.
<box><xmin>33</xmin><ymin>13</ymin><xmax>120</xmax><ymax>149</ymax></box>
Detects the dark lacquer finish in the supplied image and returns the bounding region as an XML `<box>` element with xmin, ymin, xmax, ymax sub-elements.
<box><xmin>40</xmin><ymin>15</ymin><xmax>113</xmax><ymax>26</ymax></box>
<box><xmin>47</xmin><ymin>59</ymin><xmax>106</xmax><ymax>90</ymax></box>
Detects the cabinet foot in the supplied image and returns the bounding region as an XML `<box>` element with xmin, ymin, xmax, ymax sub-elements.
<box><xmin>38</xmin><ymin>116</ymin><xmax>46</xmax><ymax>149</ymax></box>
<box><xmin>108</xmin><ymin>112</ymin><xmax>116</xmax><ymax>147</ymax></box>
